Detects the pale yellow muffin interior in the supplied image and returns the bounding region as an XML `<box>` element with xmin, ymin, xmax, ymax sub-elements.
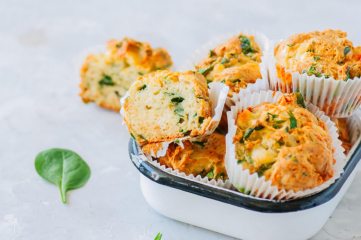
<box><xmin>123</xmin><ymin>70</ymin><xmax>212</xmax><ymax>145</ymax></box>
<box><xmin>80</xmin><ymin>37</ymin><xmax>172</xmax><ymax>111</ymax></box>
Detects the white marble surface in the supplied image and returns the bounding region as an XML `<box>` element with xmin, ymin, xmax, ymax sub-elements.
<box><xmin>1</xmin><ymin>0</ymin><xmax>361</xmax><ymax>239</ymax></box>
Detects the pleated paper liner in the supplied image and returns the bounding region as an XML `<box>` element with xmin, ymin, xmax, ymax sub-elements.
<box><xmin>131</xmin><ymin>102</ymin><xmax>360</xmax><ymax>202</ymax></box>
<box><xmin>134</xmin><ymin>146</ymin><xmax>233</xmax><ymax>190</ymax></box>
<box><xmin>226</xmin><ymin>90</ymin><xmax>347</xmax><ymax>201</ymax></box>
<box><xmin>268</xmin><ymin>40</ymin><xmax>361</xmax><ymax>117</ymax></box>
<box><xmin>120</xmin><ymin>82</ymin><xmax>229</xmax><ymax>157</ymax></box>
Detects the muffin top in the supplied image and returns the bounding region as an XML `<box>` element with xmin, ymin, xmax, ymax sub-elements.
<box><xmin>106</xmin><ymin>37</ymin><xmax>172</xmax><ymax>71</ymax></box>
<box><xmin>123</xmin><ymin>70</ymin><xmax>212</xmax><ymax>145</ymax></box>
<box><xmin>233</xmin><ymin>93</ymin><xmax>335</xmax><ymax>192</ymax></box>
<box><xmin>196</xmin><ymin>34</ymin><xmax>263</xmax><ymax>97</ymax></box>
<box><xmin>274</xmin><ymin>29</ymin><xmax>361</xmax><ymax>81</ymax></box>
<box><xmin>154</xmin><ymin>133</ymin><xmax>227</xmax><ymax>180</ymax></box>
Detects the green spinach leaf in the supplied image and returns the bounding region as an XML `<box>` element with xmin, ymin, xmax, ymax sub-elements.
<box><xmin>171</xmin><ymin>97</ymin><xmax>184</xmax><ymax>104</ymax></box>
<box><xmin>154</xmin><ymin>233</ymin><xmax>163</xmax><ymax>240</ymax></box>
<box><xmin>99</xmin><ymin>75</ymin><xmax>114</xmax><ymax>86</ymax></box>
<box><xmin>239</xmin><ymin>36</ymin><xmax>253</xmax><ymax>54</ymax></box>
<box><xmin>206</xmin><ymin>166</ymin><xmax>215</xmax><ymax>178</ymax></box>
<box><xmin>344</xmin><ymin>46</ymin><xmax>351</xmax><ymax>56</ymax></box>
<box><xmin>288</xmin><ymin>110</ymin><xmax>297</xmax><ymax>129</ymax></box>
<box><xmin>295</xmin><ymin>92</ymin><xmax>307</xmax><ymax>109</ymax></box>
<box><xmin>35</xmin><ymin>148</ymin><xmax>91</xmax><ymax>203</ymax></box>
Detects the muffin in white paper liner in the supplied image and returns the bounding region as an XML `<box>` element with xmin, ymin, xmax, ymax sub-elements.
<box><xmin>180</xmin><ymin>30</ymin><xmax>271</xmax><ymax>133</ymax></box>
<box><xmin>268</xmin><ymin>40</ymin><xmax>361</xmax><ymax>117</ymax></box>
<box><xmin>180</xmin><ymin>29</ymin><xmax>269</xmax><ymax>71</ymax></box>
<box><xmin>226</xmin><ymin>90</ymin><xmax>347</xmax><ymax>201</ymax></box>
<box><xmin>120</xmin><ymin>82</ymin><xmax>229</xmax><ymax>157</ymax></box>
<box><xmin>133</xmin><ymin>145</ymin><xmax>233</xmax><ymax>190</ymax></box>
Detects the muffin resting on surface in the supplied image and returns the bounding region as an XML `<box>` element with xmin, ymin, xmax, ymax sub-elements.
<box><xmin>80</xmin><ymin>37</ymin><xmax>173</xmax><ymax>111</ymax></box>
<box><xmin>332</xmin><ymin>117</ymin><xmax>351</xmax><ymax>154</ymax></box>
<box><xmin>233</xmin><ymin>93</ymin><xmax>335</xmax><ymax>192</ymax></box>
<box><xmin>123</xmin><ymin>70</ymin><xmax>212</xmax><ymax>145</ymax></box>
<box><xmin>144</xmin><ymin>133</ymin><xmax>228</xmax><ymax>180</ymax></box>
<box><xmin>195</xmin><ymin>34</ymin><xmax>263</xmax><ymax>97</ymax></box>
<box><xmin>274</xmin><ymin>29</ymin><xmax>361</xmax><ymax>87</ymax></box>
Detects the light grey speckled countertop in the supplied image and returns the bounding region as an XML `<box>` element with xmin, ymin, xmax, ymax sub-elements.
<box><xmin>1</xmin><ymin>0</ymin><xmax>361</xmax><ymax>239</ymax></box>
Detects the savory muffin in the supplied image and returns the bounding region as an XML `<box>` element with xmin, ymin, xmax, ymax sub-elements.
<box><xmin>195</xmin><ymin>34</ymin><xmax>263</xmax><ymax>97</ymax></box>
<box><xmin>331</xmin><ymin>117</ymin><xmax>351</xmax><ymax>154</ymax></box>
<box><xmin>233</xmin><ymin>93</ymin><xmax>335</xmax><ymax>192</ymax></box>
<box><xmin>123</xmin><ymin>70</ymin><xmax>212</xmax><ymax>145</ymax></box>
<box><xmin>80</xmin><ymin>37</ymin><xmax>173</xmax><ymax>111</ymax></box>
<box><xmin>151</xmin><ymin>133</ymin><xmax>227</xmax><ymax>180</ymax></box>
<box><xmin>274</xmin><ymin>29</ymin><xmax>361</xmax><ymax>87</ymax></box>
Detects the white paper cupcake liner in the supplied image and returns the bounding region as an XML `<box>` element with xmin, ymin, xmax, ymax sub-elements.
<box><xmin>344</xmin><ymin>111</ymin><xmax>361</xmax><ymax>157</ymax></box>
<box><xmin>226</xmin><ymin>90</ymin><xmax>347</xmax><ymax>201</ymax></box>
<box><xmin>268</xmin><ymin>40</ymin><xmax>361</xmax><ymax>117</ymax></box>
<box><xmin>120</xmin><ymin>82</ymin><xmax>229</xmax><ymax>157</ymax></box>
<box><xmin>133</xmin><ymin>144</ymin><xmax>233</xmax><ymax>189</ymax></box>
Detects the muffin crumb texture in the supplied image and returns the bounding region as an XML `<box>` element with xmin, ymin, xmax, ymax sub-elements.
<box><xmin>80</xmin><ymin>37</ymin><xmax>172</xmax><ymax>111</ymax></box>
<box><xmin>123</xmin><ymin>70</ymin><xmax>212</xmax><ymax>145</ymax></box>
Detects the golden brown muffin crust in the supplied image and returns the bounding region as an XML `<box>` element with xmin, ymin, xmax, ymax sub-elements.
<box><xmin>275</xmin><ymin>29</ymin><xmax>361</xmax><ymax>82</ymax></box>
<box><xmin>79</xmin><ymin>37</ymin><xmax>173</xmax><ymax>111</ymax></box>
<box><xmin>196</xmin><ymin>34</ymin><xmax>263</xmax><ymax>97</ymax></box>
<box><xmin>156</xmin><ymin>133</ymin><xmax>227</xmax><ymax>180</ymax></box>
<box><xmin>233</xmin><ymin>93</ymin><xmax>335</xmax><ymax>192</ymax></box>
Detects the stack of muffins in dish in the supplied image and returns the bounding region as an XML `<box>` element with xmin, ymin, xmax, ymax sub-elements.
<box><xmin>80</xmin><ymin>29</ymin><xmax>360</xmax><ymax>200</ymax></box>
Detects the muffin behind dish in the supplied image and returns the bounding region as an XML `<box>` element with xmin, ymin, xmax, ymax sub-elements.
<box><xmin>195</xmin><ymin>33</ymin><xmax>263</xmax><ymax>97</ymax></box>
<box><xmin>80</xmin><ymin>37</ymin><xmax>173</xmax><ymax>111</ymax></box>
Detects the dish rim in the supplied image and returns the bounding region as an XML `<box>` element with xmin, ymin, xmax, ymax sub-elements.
<box><xmin>128</xmin><ymin>137</ymin><xmax>361</xmax><ymax>213</ymax></box>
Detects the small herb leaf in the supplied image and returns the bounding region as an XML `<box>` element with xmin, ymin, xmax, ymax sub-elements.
<box><xmin>243</xmin><ymin>127</ymin><xmax>255</xmax><ymax>140</ymax></box>
<box><xmin>99</xmin><ymin>75</ymin><xmax>114</xmax><ymax>86</ymax></box>
<box><xmin>206</xmin><ymin>167</ymin><xmax>214</xmax><ymax>178</ymax></box>
<box><xmin>192</xmin><ymin>141</ymin><xmax>207</xmax><ymax>147</ymax></box>
<box><xmin>239</xmin><ymin>36</ymin><xmax>253</xmax><ymax>55</ymax></box>
<box><xmin>154</xmin><ymin>233</ymin><xmax>163</xmax><ymax>240</ymax></box>
<box><xmin>288</xmin><ymin>110</ymin><xmax>297</xmax><ymax>129</ymax></box>
<box><xmin>171</xmin><ymin>97</ymin><xmax>185</xmax><ymax>104</ymax></box>
<box><xmin>344</xmin><ymin>46</ymin><xmax>351</xmax><ymax>56</ymax></box>
<box><xmin>220</xmin><ymin>57</ymin><xmax>228</xmax><ymax>64</ymax></box>
<box><xmin>295</xmin><ymin>92</ymin><xmax>307</xmax><ymax>109</ymax></box>
<box><xmin>199</xmin><ymin>117</ymin><xmax>204</xmax><ymax>124</ymax></box>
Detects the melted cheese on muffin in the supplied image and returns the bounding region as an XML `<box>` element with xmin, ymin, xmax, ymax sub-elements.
<box><xmin>275</xmin><ymin>29</ymin><xmax>361</xmax><ymax>82</ymax></box>
<box><xmin>331</xmin><ymin>117</ymin><xmax>351</xmax><ymax>154</ymax></box>
<box><xmin>195</xmin><ymin>34</ymin><xmax>263</xmax><ymax>97</ymax></box>
<box><xmin>233</xmin><ymin>93</ymin><xmax>335</xmax><ymax>192</ymax></box>
<box><xmin>123</xmin><ymin>70</ymin><xmax>212</xmax><ymax>145</ymax></box>
<box><xmin>80</xmin><ymin>37</ymin><xmax>173</xmax><ymax>111</ymax></box>
<box><xmin>155</xmin><ymin>133</ymin><xmax>227</xmax><ymax>180</ymax></box>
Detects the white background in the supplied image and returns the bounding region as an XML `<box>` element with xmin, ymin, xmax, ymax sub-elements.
<box><xmin>1</xmin><ymin>0</ymin><xmax>361</xmax><ymax>239</ymax></box>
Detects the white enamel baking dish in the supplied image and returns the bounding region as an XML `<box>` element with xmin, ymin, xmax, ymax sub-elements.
<box><xmin>128</xmin><ymin>114</ymin><xmax>361</xmax><ymax>240</ymax></box>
